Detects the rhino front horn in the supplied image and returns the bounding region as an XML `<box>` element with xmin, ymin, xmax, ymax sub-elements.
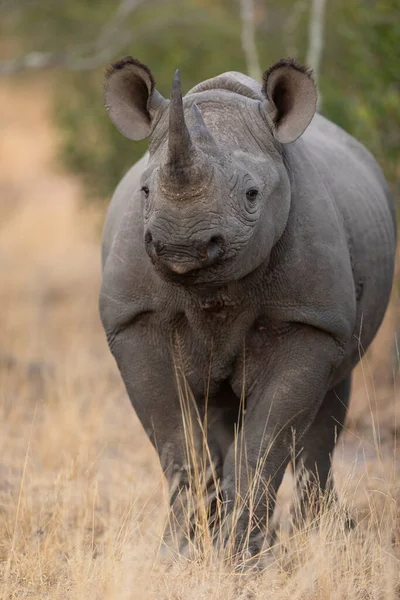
<box><xmin>168</xmin><ymin>70</ymin><xmax>194</xmax><ymax>169</ymax></box>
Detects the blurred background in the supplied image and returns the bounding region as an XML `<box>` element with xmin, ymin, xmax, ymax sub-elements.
<box><xmin>0</xmin><ymin>1</ymin><xmax>399</xmax><ymax>596</ymax></box>
<box><xmin>1</xmin><ymin>0</ymin><xmax>399</xmax><ymax>199</ymax></box>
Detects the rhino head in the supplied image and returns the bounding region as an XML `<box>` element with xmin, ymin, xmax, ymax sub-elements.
<box><xmin>104</xmin><ymin>57</ymin><xmax>317</xmax><ymax>286</ymax></box>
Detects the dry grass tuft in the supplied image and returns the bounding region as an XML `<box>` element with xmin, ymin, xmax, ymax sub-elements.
<box><xmin>1</xmin><ymin>78</ymin><xmax>399</xmax><ymax>599</ymax></box>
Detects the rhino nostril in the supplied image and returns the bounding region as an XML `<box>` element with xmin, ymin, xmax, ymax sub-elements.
<box><xmin>144</xmin><ymin>230</ymin><xmax>165</xmax><ymax>255</ymax></box>
<box><xmin>207</xmin><ymin>235</ymin><xmax>225</xmax><ymax>261</ymax></box>
<box><xmin>154</xmin><ymin>240</ymin><xmax>165</xmax><ymax>255</ymax></box>
<box><xmin>209</xmin><ymin>235</ymin><xmax>224</xmax><ymax>249</ymax></box>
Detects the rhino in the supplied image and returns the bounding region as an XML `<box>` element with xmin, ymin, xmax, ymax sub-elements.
<box><xmin>100</xmin><ymin>56</ymin><xmax>396</xmax><ymax>562</ymax></box>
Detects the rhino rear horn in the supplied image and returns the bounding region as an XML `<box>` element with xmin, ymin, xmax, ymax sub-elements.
<box><xmin>189</xmin><ymin>104</ymin><xmax>218</xmax><ymax>149</ymax></box>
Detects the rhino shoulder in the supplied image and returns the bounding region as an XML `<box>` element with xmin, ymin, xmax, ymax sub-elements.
<box><xmin>100</xmin><ymin>152</ymin><xmax>161</xmax><ymax>334</ymax></box>
<box><xmin>101</xmin><ymin>153</ymin><xmax>149</xmax><ymax>269</ymax></box>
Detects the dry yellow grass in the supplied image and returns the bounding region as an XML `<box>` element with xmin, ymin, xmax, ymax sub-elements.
<box><xmin>0</xmin><ymin>78</ymin><xmax>399</xmax><ymax>599</ymax></box>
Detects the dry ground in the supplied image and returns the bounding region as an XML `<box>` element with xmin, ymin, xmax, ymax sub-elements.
<box><xmin>0</xmin><ymin>78</ymin><xmax>400</xmax><ymax>599</ymax></box>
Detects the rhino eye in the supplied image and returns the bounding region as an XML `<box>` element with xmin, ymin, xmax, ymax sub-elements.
<box><xmin>141</xmin><ymin>185</ymin><xmax>150</xmax><ymax>198</ymax></box>
<box><xmin>246</xmin><ymin>188</ymin><xmax>259</xmax><ymax>202</ymax></box>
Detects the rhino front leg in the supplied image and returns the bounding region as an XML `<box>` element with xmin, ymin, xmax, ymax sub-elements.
<box><xmin>221</xmin><ymin>324</ymin><xmax>344</xmax><ymax>565</ymax></box>
<box><xmin>105</xmin><ymin>322</ymin><xmax>221</xmax><ymax>557</ymax></box>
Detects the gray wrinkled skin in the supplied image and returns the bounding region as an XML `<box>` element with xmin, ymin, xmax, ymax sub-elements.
<box><xmin>100</xmin><ymin>57</ymin><xmax>396</xmax><ymax>563</ymax></box>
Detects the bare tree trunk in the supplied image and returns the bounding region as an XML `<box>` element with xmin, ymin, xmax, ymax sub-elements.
<box><xmin>306</xmin><ymin>0</ymin><xmax>327</xmax><ymax>108</ymax></box>
<box><xmin>239</xmin><ymin>0</ymin><xmax>262</xmax><ymax>82</ymax></box>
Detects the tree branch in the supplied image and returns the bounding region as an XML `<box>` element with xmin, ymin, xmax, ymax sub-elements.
<box><xmin>0</xmin><ymin>0</ymin><xmax>40</xmax><ymax>13</ymax></box>
<box><xmin>0</xmin><ymin>0</ymin><xmax>151</xmax><ymax>75</ymax></box>
<box><xmin>239</xmin><ymin>0</ymin><xmax>262</xmax><ymax>82</ymax></box>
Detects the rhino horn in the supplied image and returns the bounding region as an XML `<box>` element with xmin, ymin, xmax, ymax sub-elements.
<box><xmin>168</xmin><ymin>70</ymin><xmax>193</xmax><ymax>168</ymax></box>
<box><xmin>190</xmin><ymin>104</ymin><xmax>218</xmax><ymax>149</ymax></box>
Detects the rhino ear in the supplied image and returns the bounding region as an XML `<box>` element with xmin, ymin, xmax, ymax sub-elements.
<box><xmin>104</xmin><ymin>56</ymin><xmax>166</xmax><ymax>141</ymax></box>
<box><xmin>262</xmin><ymin>59</ymin><xmax>317</xmax><ymax>144</ymax></box>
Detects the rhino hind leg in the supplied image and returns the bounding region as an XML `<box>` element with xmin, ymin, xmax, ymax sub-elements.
<box><xmin>291</xmin><ymin>374</ymin><xmax>354</xmax><ymax>528</ymax></box>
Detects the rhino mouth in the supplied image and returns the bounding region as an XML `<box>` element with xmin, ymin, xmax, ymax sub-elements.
<box><xmin>152</xmin><ymin>254</ymin><xmax>231</xmax><ymax>287</ymax></box>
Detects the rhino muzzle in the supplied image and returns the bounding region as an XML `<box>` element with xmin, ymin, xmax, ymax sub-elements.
<box><xmin>145</xmin><ymin>229</ymin><xmax>225</xmax><ymax>276</ymax></box>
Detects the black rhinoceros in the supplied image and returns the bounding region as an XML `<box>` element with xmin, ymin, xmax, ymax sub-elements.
<box><xmin>100</xmin><ymin>56</ymin><xmax>396</xmax><ymax>561</ymax></box>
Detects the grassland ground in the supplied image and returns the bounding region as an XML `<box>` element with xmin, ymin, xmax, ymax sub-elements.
<box><xmin>0</xmin><ymin>78</ymin><xmax>399</xmax><ymax>599</ymax></box>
